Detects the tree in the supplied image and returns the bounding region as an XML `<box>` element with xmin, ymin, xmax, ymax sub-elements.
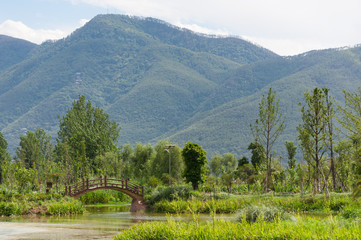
<box><xmin>250</xmin><ymin>88</ymin><xmax>285</xmax><ymax>192</ymax></box>
<box><xmin>15</xmin><ymin>129</ymin><xmax>53</xmax><ymax>190</ymax></box>
<box><xmin>297</xmin><ymin>88</ymin><xmax>328</xmax><ymax>195</ymax></box>
<box><xmin>56</xmin><ymin>95</ymin><xmax>120</xmax><ymax>177</ymax></box>
<box><xmin>151</xmin><ymin>140</ymin><xmax>183</xmax><ymax>183</ymax></box>
<box><xmin>338</xmin><ymin>88</ymin><xmax>361</xmax><ymax>179</ymax></box>
<box><xmin>324</xmin><ymin>88</ymin><xmax>337</xmax><ymax>191</ymax></box>
<box><xmin>210</xmin><ymin>154</ymin><xmax>223</xmax><ymax>179</ymax></box>
<box><xmin>248</xmin><ymin>141</ymin><xmax>265</xmax><ymax>171</ymax></box>
<box><xmin>0</xmin><ymin>132</ymin><xmax>10</xmax><ymax>184</ymax></box>
<box><xmin>237</xmin><ymin>163</ymin><xmax>256</xmax><ymax>191</ymax></box>
<box><xmin>182</xmin><ymin>142</ymin><xmax>208</xmax><ymax>190</ymax></box>
<box><xmin>285</xmin><ymin>140</ymin><xmax>297</xmax><ymax>187</ymax></box>
<box><xmin>238</xmin><ymin>157</ymin><xmax>249</xmax><ymax>167</ymax></box>
<box><xmin>132</xmin><ymin>143</ymin><xmax>154</xmax><ymax>180</ymax></box>
<box><xmin>335</xmin><ymin>140</ymin><xmax>353</xmax><ymax>191</ymax></box>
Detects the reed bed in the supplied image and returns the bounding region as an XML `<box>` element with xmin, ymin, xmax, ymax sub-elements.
<box><xmin>114</xmin><ymin>216</ymin><xmax>361</xmax><ymax>240</ymax></box>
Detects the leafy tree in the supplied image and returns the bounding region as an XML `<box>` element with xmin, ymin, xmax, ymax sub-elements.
<box><xmin>120</xmin><ymin>144</ymin><xmax>134</xmax><ymax>178</ymax></box>
<box><xmin>338</xmin><ymin>88</ymin><xmax>361</xmax><ymax>179</ymax></box>
<box><xmin>296</xmin><ymin>163</ymin><xmax>307</xmax><ymax>197</ymax></box>
<box><xmin>222</xmin><ymin>153</ymin><xmax>237</xmax><ymax>173</ymax></box>
<box><xmin>151</xmin><ymin>140</ymin><xmax>183</xmax><ymax>184</ymax></box>
<box><xmin>0</xmin><ymin>132</ymin><xmax>10</xmax><ymax>184</ymax></box>
<box><xmin>297</xmin><ymin>88</ymin><xmax>328</xmax><ymax>195</ymax></box>
<box><xmin>210</xmin><ymin>154</ymin><xmax>223</xmax><ymax>179</ymax></box>
<box><xmin>15</xmin><ymin>129</ymin><xmax>53</xmax><ymax>190</ymax></box>
<box><xmin>132</xmin><ymin>143</ymin><xmax>154</xmax><ymax>180</ymax></box>
<box><xmin>94</xmin><ymin>151</ymin><xmax>121</xmax><ymax>177</ymax></box>
<box><xmin>335</xmin><ymin>140</ymin><xmax>354</xmax><ymax>191</ymax></box>
<box><xmin>250</xmin><ymin>88</ymin><xmax>285</xmax><ymax>192</ymax></box>
<box><xmin>56</xmin><ymin>95</ymin><xmax>120</xmax><ymax>177</ymax></box>
<box><xmin>237</xmin><ymin>163</ymin><xmax>256</xmax><ymax>191</ymax></box>
<box><xmin>247</xmin><ymin>141</ymin><xmax>265</xmax><ymax>171</ymax></box>
<box><xmin>285</xmin><ymin>140</ymin><xmax>297</xmax><ymax>187</ymax></box>
<box><xmin>182</xmin><ymin>142</ymin><xmax>208</xmax><ymax>190</ymax></box>
<box><xmin>238</xmin><ymin>157</ymin><xmax>249</xmax><ymax>167</ymax></box>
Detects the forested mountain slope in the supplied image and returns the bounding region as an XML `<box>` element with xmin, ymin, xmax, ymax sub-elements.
<box><xmin>0</xmin><ymin>14</ymin><xmax>360</xmax><ymax>159</ymax></box>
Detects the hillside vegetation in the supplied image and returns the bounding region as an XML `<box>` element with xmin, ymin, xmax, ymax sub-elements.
<box><xmin>0</xmin><ymin>14</ymin><xmax>360</xmax><ymax>159</ymax></box>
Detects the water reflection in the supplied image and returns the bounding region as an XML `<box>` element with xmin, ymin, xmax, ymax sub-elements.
<box><xmin>0</xmin><ymin>205</ymin><xmax>235</xmax><ymax>239</ymax></box>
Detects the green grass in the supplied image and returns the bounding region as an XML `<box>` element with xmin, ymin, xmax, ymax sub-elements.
<box><xmin>151</xmin><ymin>192</ymin><xmax>359</xmax><ymax>214</ymax></box>
<box><xmin>0</xmin><ymin>192</ymin><xmax>84</xmax><ymax>216</ymax></box>
<box><xmin>114</xmin><ymin>216</ymin><xmax>361</xmax><ymax>239</ymax></box>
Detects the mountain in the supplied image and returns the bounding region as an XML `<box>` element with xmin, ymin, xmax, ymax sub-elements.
<box><xmin>0</xmin><ymin>14</ymin><xmax>360</xmax><ymax>161</ymax></box>
<box><xmin>0</xmin><ymin>35</ymin><xmax>37</xmax><ymax>72</ymax></box>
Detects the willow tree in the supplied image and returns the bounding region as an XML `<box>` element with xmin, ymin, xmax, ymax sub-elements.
<box><xmin>250</xmin><ymin>88</ymin><xmax>285</xmax><ymax>193</ymax></box>
<box><xmin>297</xmin><ymin>88</ymin><xmax>328</xmax><ymax>195</ymax></box>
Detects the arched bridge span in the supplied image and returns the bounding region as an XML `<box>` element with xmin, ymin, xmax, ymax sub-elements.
<box><xmin>65</xmin><ymin>176</ymin><xmax>145</xmax><ymax>211</ymax></box>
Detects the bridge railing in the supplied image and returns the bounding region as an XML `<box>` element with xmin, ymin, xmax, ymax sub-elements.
<box><xmin>65</xmin><ymin>176</ymin><xmax>145</xmax><ymax>198</ymax></box>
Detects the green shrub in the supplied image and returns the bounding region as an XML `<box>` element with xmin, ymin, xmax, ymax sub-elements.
<box><xmin>341</xmin><ymin>206</ymin><xmax>361</xmax><ymax>219</ymax></box>
<box><xmin>0</xmin><ymin>202</ymin><xmax>23</xmax><ymax>216</ymax></box>
<box><xmin>237</xmin><ymin>204</ymin><xmax>293</xmax><ymax>223</ymax></box>
<box><xmin>148</xmin><ymin>185</ymin><xmax>192</xmax><ymax>205</ymax></box>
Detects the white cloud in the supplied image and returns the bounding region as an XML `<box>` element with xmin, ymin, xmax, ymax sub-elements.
<box><xmin>0</xmin><ymin>20</ymin><xmax>67</xmax><ymax>44</ymax></box>
<box><xmin>0</xmin><ymin>19</ymin><xmax>89</xmax><ymax>44</ymax></box>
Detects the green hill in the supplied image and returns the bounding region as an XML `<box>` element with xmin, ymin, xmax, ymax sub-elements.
<box><xmin>0</xmin><ymin>35</ymin><xmax>36</xmax><ymax>72</ymax></box>
<box><xmin>0</xmin><ymin>14</ymin><xmax>360</xmax><ymax>161</ymax></box>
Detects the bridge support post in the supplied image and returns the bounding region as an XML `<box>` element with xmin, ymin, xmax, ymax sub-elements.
<box><xmin>130</xmin><ymin>198</ymin><xmax>146</xmax><ymax>212</ymax></box>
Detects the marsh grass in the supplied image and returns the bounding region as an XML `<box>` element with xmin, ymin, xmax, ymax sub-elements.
<box><xmin>0</xmin><ymin>192</ymin><xmax>84</xmax><ymax>216</ymax></box>
<box><xmin>48</xmin><ymin>200</ymin><xmax>84</xmax><ymax>215</ymax></box>
<box><xmin>114</xmin><ymin>216</ymin><xmax>361</xmax><ymax>240</ymax></box>
<box><xmin>151</xmin><ymin>192</ymin><xmax>359</xmax><ymax>214</ymax></box>
<box><xmin>236</xmin><ymin>204</ymin><xmax>293</xmax><ymax>223</ymax></box>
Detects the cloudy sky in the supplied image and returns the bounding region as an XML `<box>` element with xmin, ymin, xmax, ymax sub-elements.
<box><xmin>1</xmin><ymin>0</ymin><xmax>361</xmax><ymax>56</ymax></box>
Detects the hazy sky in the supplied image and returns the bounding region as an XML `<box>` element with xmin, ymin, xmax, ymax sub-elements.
<box><xmin>1</xmin><ymin>0</ymin><xmax>361</xmax><ymax>56</ymax></box>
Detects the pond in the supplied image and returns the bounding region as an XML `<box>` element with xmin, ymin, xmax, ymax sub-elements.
<box><xmin>0</xmin><ymin>205</ymin><xmax>235</xmax><ymax>239</ymax></box>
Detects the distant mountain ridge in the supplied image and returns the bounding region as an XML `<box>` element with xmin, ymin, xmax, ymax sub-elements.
<box><xmin>0</xmin><ymin>14</ymin><xmax>360</xmax><ymax>160</ymax></box>
<box><xmin>0</xmin><ymin>35</ymin><xmax>37</xmax><ymax>72</ymax></box>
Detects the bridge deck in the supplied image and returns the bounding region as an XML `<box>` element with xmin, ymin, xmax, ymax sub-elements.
<box><xmin>65</xmin><ymin>176</ymin><xmax>144</xmax><ymax>200</ymax></box>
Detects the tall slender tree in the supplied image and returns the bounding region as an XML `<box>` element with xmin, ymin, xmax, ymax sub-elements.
<box><xmin>324</xmin><ymin>88</ymin><xmax>337</xmax><ymax>190</ymax></box>
<box><xmin>250</xmin><ymin>88</ymin><xmax>285</xmax><ymax>192</ymax></box>
<box><xmin>297</xmin><ymin>88</ymin><xmax>328</xmax><ymax>195</ymax></box>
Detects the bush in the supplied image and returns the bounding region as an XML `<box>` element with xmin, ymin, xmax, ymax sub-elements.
<box><xmin>148</xmin><ymin>185</ymin><xmax>192</xmax><ymax>205</ymax></box>
<box><xmin>341</xmin><ymin>206</ymin><xmax>361</xmax><ymax>219</ymax></box>
<box><xmin>0</xmin><ymin>202</ymin><xmax>24</xmax><ymax>216</ymax></box>
<box><xmin>237</xmin><ymin>204</ymin><xmax>293</xmax><ymax>223</ymax></box>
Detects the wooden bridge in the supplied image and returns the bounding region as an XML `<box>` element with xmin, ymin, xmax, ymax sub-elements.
<box><xmin>64</xmin><ymin>176</ymin><xmax>145</xmax><ymax>201</ymax></box>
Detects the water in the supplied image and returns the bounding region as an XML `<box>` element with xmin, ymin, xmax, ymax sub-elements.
<box><xmin>0</xmin><ymin>205</ymin><xmax>235</xmax><ymax>239</ymax></box>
